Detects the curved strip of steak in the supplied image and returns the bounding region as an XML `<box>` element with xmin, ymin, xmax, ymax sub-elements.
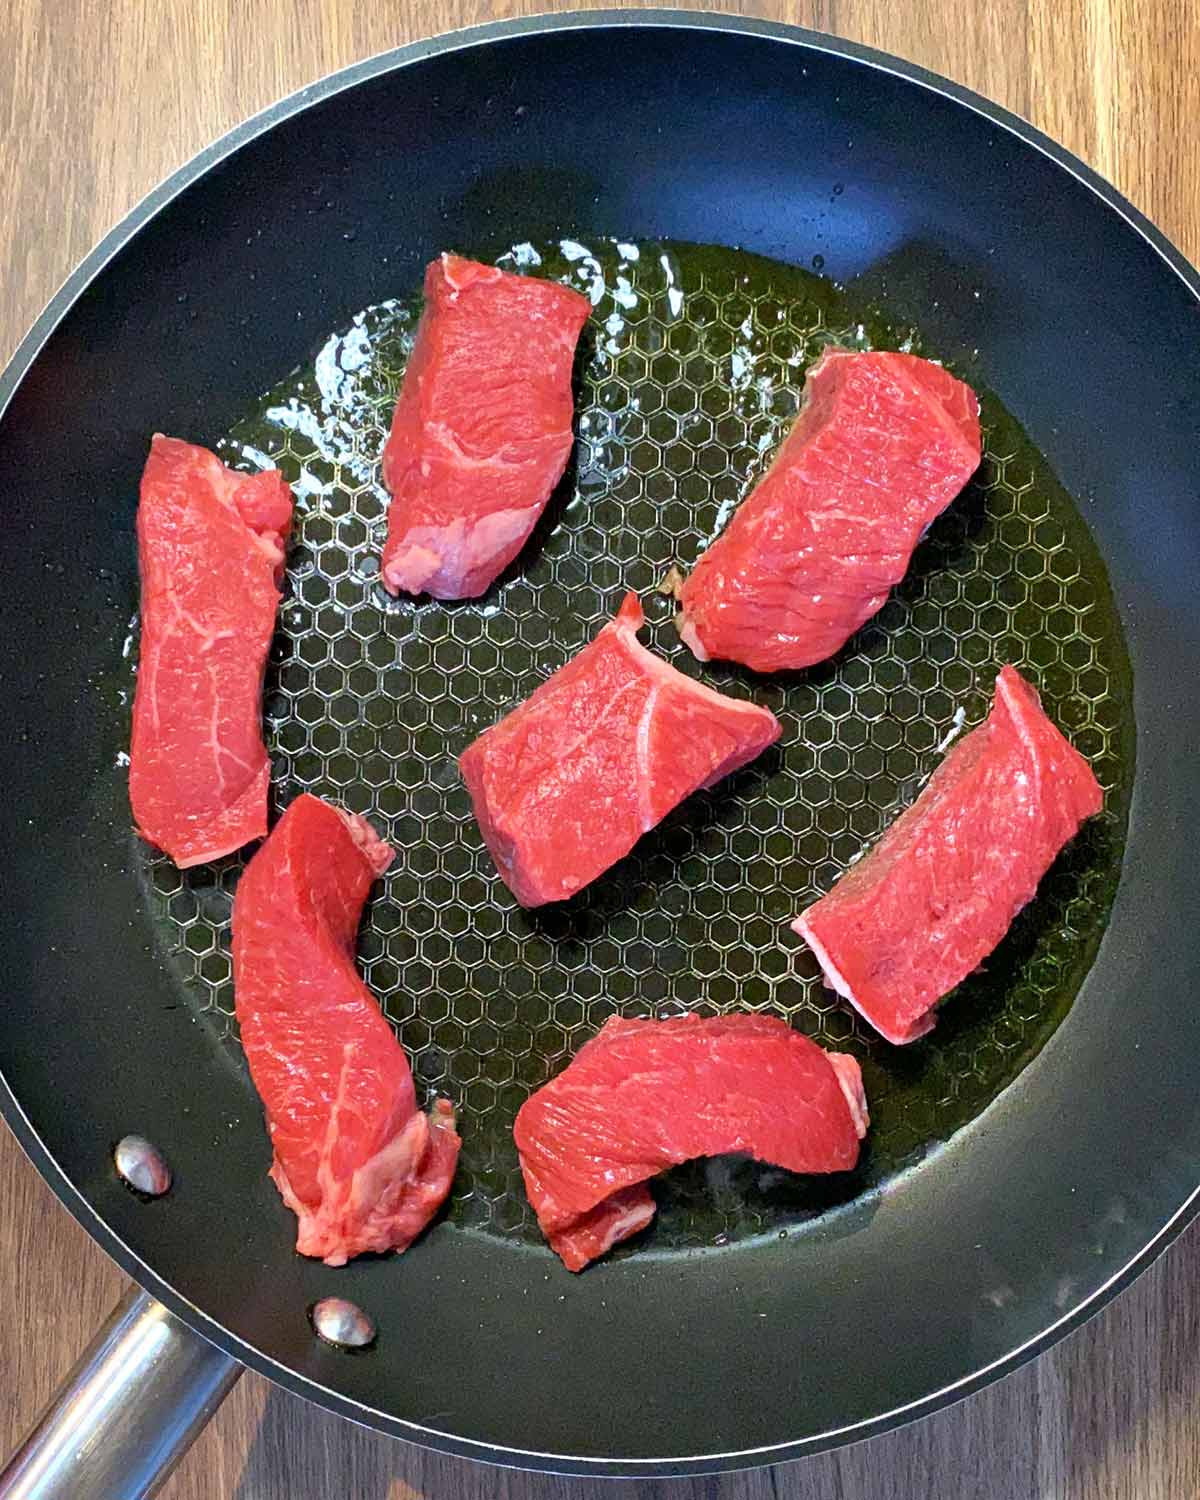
<box><xmin>232</xmin><ymin>794</ymin><xmax>460</xmax><ymax>1265</ymax></box>
<box><xmin>794</xmin><ymin>666</ymin><xmax>1104</xmax><ymax>1044</ymax></box>
<box><xmin>515</xmin><ymin>1014</ymin><xmax>868</xmax><ymax>1271</ymax></box>
<box><xmin>459</xmin><ymin>592</ymin><xmax>782</xmax><ymax>907</ymax></box>
<box><xmin>381</xmin><ymin>254</ymin><xmax>591</xmax><ymax>599</ymax></box>
<box><xmin>130</xmin><ymin>436</ymin><xmax>293</xmax><ymax>866</ymax></box>
<box><xmin>677</xmin><ymin>349</ymin><xmax>981</xmax><ymax>672</ymax></box>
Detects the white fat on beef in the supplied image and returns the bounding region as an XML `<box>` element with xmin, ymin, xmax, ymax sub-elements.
<box><xmin>792</xmin><ymin>912</ymin><xmax>936</xmax><ymax>1048</ymax></box>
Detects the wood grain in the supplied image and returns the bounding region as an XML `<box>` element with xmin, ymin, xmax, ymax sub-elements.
<box><xmin>1</xmin><ymin>3</ymin><xmax>1198</xmax><ymax>1496</ymax></box>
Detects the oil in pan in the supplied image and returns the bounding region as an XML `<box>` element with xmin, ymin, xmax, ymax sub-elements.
<box><xmin>137</xmin><ymin>238</ymin><xmax>1133</xmax><ymax>1254</ymax></box>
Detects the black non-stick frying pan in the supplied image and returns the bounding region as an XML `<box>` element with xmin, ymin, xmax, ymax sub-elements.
<box><xmin>2</xmin><ymin>10</ymin><xmax>1199</xmax><ymax>1495</ymax></box>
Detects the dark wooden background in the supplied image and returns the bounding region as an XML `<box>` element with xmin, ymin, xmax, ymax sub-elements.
<box><xmin>2</xmin><ymin>2</ymin><xmax>1198</xmax><ymax>1495</ymax></box>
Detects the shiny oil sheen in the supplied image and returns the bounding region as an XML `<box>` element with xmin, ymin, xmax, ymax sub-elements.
<box><xmin>136</xmin><ymin>238</ymin><xmax>1133</xmax><ymax>1254</ymax></box>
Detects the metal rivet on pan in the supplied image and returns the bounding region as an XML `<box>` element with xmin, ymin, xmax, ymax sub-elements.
<box><xmin>113</xmin><ymin>1135</ymin><xmax>172</xmax><ymax>1197</ymax></box>
<box><xmin>310</xmin><ymin>1297</ymin><xmax>377</xmax><ymax>1350</ymax></box>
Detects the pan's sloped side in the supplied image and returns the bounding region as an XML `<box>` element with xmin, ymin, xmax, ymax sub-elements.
<box><xmin>0</xmin><ymin>14</ymin><xmax>1198</xmax><ymax>1473</ymax></box>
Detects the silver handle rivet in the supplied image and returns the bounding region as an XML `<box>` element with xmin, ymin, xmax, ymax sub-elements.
<box><xmin>310</xmin><ymin>1297</ymin><xmax>377</xmax><ymax>1350</ymax></box>
<box><xmin>113</xmin><ymin>1135</ymin><xmax>172</xmax><ymax>1197</ymax></box>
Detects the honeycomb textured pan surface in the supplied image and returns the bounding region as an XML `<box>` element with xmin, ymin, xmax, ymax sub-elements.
<box><xmin>137</xmin><ymin>240</ymin><xmax>1133</xmax><ymax>1252</ymax></box>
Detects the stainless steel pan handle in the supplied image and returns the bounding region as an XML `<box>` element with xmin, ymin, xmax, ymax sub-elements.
<box><xmin>0</xmin><ymin>1286</ymin><xmax>240</xmax><ymax>1500</ymax></box>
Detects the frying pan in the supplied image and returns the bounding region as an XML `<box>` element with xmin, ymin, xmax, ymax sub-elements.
<box><xmin>1</xmin><ymin>9</ymin><xmax>1199</xmax><ymax>1496</ymax></box>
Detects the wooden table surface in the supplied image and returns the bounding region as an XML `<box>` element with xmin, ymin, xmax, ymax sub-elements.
<box><xmin>2</xmin><ymin>2</ymin><xmax>1198</xmax><ymax>1496</ymax></box>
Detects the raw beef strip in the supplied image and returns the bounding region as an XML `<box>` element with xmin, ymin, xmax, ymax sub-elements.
<box><xmin>515</xmin><ymin>1014</ymin><xmax>868</xmax><ymax>1271</ymax></box>
<box><xmin>794</xmin><ymin>666</ymin><xmax>1103</xmax><ymax>1045</ymax></box>
<box><xmin>232</xmin><ymin>794</ymin><xmax>460</xmax><ymax>1265</ymax></box>
<box><xmin>130</xmin><ymin>436</ymin><xmax>293</xmax><ymax>866</ymax></box>
<box><xmin>380</xmin><ymin>253</ymin><xmax>591</xmax><ymax>599</ymax></box>
<box><xmin>459</xmin><ymin>593</ymin><xmax>782</xmax><ymax>907</ymax></box>
<box><xmin>677</xmin><ymin>349</ymin><xmax>981</xmax><ymax>672</ymax></box>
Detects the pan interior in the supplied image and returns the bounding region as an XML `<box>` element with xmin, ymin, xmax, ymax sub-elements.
<box><xmin>132</xmin><ymin>238</ymin><xmax>1132</xmax><ymax>1253</ymax></box>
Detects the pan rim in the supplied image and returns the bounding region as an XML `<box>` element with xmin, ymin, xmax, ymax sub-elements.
<box><xmin>1</xmin><ymin>7</ymin><xmax>1198</xmax><ymax>1473</ymax></box>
